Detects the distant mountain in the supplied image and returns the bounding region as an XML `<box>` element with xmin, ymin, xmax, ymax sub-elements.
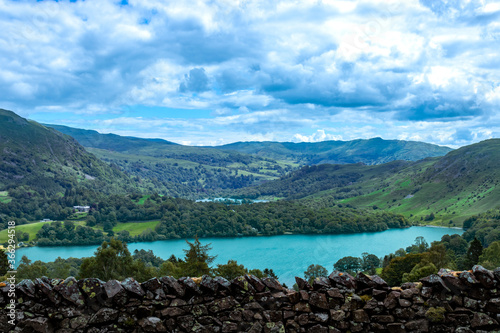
<box><xmin>232</xmin><ymin>139</ymin><xmax>500</xmax><ymax>226</ymax></box>
<box><xmin>217</xmin><ymin>138</ymin><xmax>453</xmax><ymax>165</ymax></box>
<box><xmin>46</xmin><ymin>124</ymin><xmax>296</xmax><ymax>198</ymax></box>
<box><xmin>47</xmin><ymin>124</ymin><xmax>178</xmax><ymax>152</ymax></box>
<box><xmin>0</xmin><ymin>109</ymin><xmax>135</xmax><ymax>194</ymax></box>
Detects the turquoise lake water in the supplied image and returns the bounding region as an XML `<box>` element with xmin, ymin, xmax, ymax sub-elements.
<box><xmin>16</xmin><ymin>226</ymin><xmax>462</xmax><ymax>287</ymax></box>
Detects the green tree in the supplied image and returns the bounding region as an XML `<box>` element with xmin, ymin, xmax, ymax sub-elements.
<box><xmin>334</xmin><ymin>256</ymin><xmax>362</xmax><ymax>275</ymax></box>
<box><xmin>0</xmin><ymin>250</ymin><xmax>9</xmax><ymax>276</ymax></box>
<box><xmin>402</xmin><ymin>261</ymin><xmax>437</xmax><ymax>283</ymax></box>
<box><xmin>479</xmin><ymin>241</ymin><xmax>500</xmax><ymax>270</ymax></box>
<box><xmin>381</xmin><ymin>253</ymin><xmax>423</xmax><ymax>286</ymax></box>
<box><xmin>464</xmin><ymin>238</ymin><xmax>483</xmax><ymax>269</ymax></box>
<box><xmin>361</xmin><ymin>253</ymin><xmax>380</xmax><ymax>275</ymax></box>
<box><xmin>304</xmin><ymin>264</ymin><xmax>328</xmax><ymax>284</ymax></box>
<box><xmin>178</xmin><ymin>236</ymin><xmax>217</xmax><ymax>277</ymax></box>
<box><xmin>215</xmin><ymin>260</ymin><xmax>247</xmax><ymax>280</ymax></box>
<box><xmin>16</xmin><ymin>256</ymin><xmax>48</xmax><ymax>281</ymax></box>
<box><xmin>79</xmin><ymin>238</ymin><xmax>134</xmax><ymax>281</ymax></box>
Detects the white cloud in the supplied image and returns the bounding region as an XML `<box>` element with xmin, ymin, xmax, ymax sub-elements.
<box><xmin>0</xmin><ymin>0</ymin><xmax>499</xmax><ymax>147</ymax></box>
<box><xmin>293</xmin><ymin>130</ymin><xmax>343</xmax><ymax>143</ymax></box>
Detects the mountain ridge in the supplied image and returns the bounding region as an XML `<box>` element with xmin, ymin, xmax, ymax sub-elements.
<box><xmin>231</xmin><ymin>139</ymin><xmax>500</xmax><ymax>226</ymax></box>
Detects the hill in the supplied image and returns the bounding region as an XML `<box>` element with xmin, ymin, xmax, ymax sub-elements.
<box><xmin>217</xmin><ymin>138</ymin><xmax>453</xmax><ymax>165</ymax></box>
<box><xmin>232</xmin><ymin>139</ymin><xmax>500</xmax><ymax>226</ymax></box>
<box><xmin>46</xmin><ymin>124</ymin><xmax>297</xmax><ymax>198</ymax></box>
<box><xmin>0</xmin><ymin>109</ymin><xmax>135</xmax><ymax>195</ymax></box>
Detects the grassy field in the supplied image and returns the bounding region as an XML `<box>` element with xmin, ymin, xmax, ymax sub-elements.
<box><xmin>113</xmin><ymin>221</ymin><xmax>160</xmax><ymax>236</ymax></box>
<box><xmin>0</xmin><ymin>191</ymin><xmax>12</xmax><ymax>204</ymax></box>
<box><xmin>0</xmin><ymin>220</ymin><xmax>86</xmax><ymax>243</ymax></box>
<box><xmin>0</xmin><ymin>219</ymin><xmax>161</xmax><ymax>243</ymax></box>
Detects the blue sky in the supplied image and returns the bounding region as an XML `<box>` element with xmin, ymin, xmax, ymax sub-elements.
<box><xmin>1</xmin><ymin>0</ymin><xmax>500</xmax><ymax>147</ymax></box>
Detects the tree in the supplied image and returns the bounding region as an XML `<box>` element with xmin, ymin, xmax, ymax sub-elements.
<box><xmin>304</xmin><ymin>264</ymin><xmax>328</xmax><ymax>284</ymax></box>
<box><xmin>479</xmin><ymin>241</ymin><xmax>500</xmax><ymax>270</ymax></box>
<box><xmin>361</xmin><ymin>253</ymin><xmax>380</xmax><ymax>275</ymax></box>
<box><xmin>406</xmin><ymin>237</ymin><xmax>429</xmax><ymax>254</ymax></box>
<box><xmin>79</xmin><ymin>238</ymin><xmax>134</xmax><ymax>281</ymax></box>
<box><xmin>215</xmin><ymin>260</ymin><xmax>247</xmax><ymax>280</ymax></box>
<box><xmin>16</xmin><ymin>256</ymin><xmax>48</xmax><ymax>281</ymax></box>
<box><xmin>0</xmin><ymin>250</ymin><xmax>9</xmax><ymax>276</ymax></box>
<box><xmin>381</xmin><ymin>253</ymin><xmax>423</xmax><ymax>286</ymax></box>
<box><xmin>178</xmin><ymin>236</ymin><xmax>217</xmax><ymax>277</ymax></box>
<box><xmin>464</xmin><ymin>238</ymin><xmax>483</xmax><ymax>269</ymax></box>
<box><xmin>334</xmin><ymin>256</ymin><xmax>362</xmax><ymax>275</ymax></box>
<box><xmin>402</xmin><ymin>261</ymin><xmax>437</xmax><ymax>283</ymax></box>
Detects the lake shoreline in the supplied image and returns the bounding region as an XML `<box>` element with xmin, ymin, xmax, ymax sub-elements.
<box><xmin>18</xmin><ymin>223</ymin><xmax>463</xmax><ymax>249</ymax></box>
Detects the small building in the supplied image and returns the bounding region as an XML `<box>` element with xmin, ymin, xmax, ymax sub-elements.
<box><xmin>73</xmin><ymin>205</ymin><xmax>91</xmax><ymax>213</ymax></box>
<box><xmin>40</xmin><ymin>218</ymin><xmax>52</xmax><ymax>222</ymax></box>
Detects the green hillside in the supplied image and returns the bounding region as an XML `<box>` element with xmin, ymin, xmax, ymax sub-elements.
<box><xmin>47</xmin><ymin>124</ymin><xmax>297</xmax><ymax>198</ymax></box>
<box><xmin>233</xmin><ymin>139</ymin><xmax>500</xmax><ymax>226</ymax></box>
<box><xmin>217</xmin><ymin>137</ymin><xmax>453</xmax><ymax>165</ymax></box>
<box><xmin>0</xmin><ymin>109</ymin><xmax>136</xmax><ymax>195</ymax></box>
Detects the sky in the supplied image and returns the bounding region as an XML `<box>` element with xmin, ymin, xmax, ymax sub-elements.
<box><xmin>1</xmin><ymin>0</ymin><xmax>500</xmax><ymax>147</ymax></box>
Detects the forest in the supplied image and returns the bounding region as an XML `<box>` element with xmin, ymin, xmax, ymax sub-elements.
<box><xmin>5</xmin><ymin>189</ymin><xmax>408</xmax><ymax>246</ymax></box>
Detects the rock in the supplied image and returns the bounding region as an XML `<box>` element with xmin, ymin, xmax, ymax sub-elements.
<box><xmin>200</xmin><ymin>275</ymin><xmax>219</xmax><ymax>292</ymax></box>
<box><xmin>398</xmin><ymin>298</ymin><xmax>412</xmax><ymax>307</ymax></box>
<box><xmin>103</xmin><ymin>279</ymin><xmax>128</xmax><ymax>306</ymax></box>
<box><xmin>405</xmin><ymin>319</ymin><xmax>428</xmax><ymax>332</ymax></box>
<box><xmin>23</xmin><ymin>317</ymin><xmax>53</xmax><ymax>333</ymax></box>
<box><xmin>329</xmin><ymin>271</ymin><xmax>356</xmax><ymax>290</ymax></box>
<box><xmin>179</xmin><ymin>276</ymin><xmax>201</xmax><ymax>295</ymax></box>
<box><xmin>160</xmin><ymin>276</ymin><xmax>185</xmax><ymax>296</ymax></box>
<box><xmin>387</xmin><ymin>323</ymin><xmax>405</xmax><ymax>333</ymax></box>
<box><xmin>121</xmin><ymin>277</ymin><xmax>145</xmax><ymax>298</ymax></box>
<box><xmin>440</xmin><ymin>271</ymin><xmax>467</xmax><ymax>294</ymax></box>
<box><xmin>34</xmin><ymin>278</ymin><xmax>61</xmax><ymax>305</ymax></box>
<box><xmin>261</xmin><ymin>277</ymin><xmax>283</xmax><ymax>291</ymax></box>
<box><xmin>420</xmin><ymin>274</ymin><xmax>450</xmax><ymax>292</ymax></box>
<box><xmin>310</xmin><ymin>312</ymin><xmax>328</xmax><ymax>323</ymax></box>
<box><xmin>231</xmin><ymin>276</ymin><xmax>256</xmax><ymax>293</ymax></box>
<box><xmin>161</xmin><ymin>307</ymin><xmax>187</xmax><ymax>317</ymax></box>
<box><xmin>308</xmin><ymin>324</ymin><xmax>328</xmax><ymax>333</ymax></box>
<box><xmin>222</xmin><ymin>321</ymin><xmax>238</xmax><ymax>332</ymax></box>
<box><xmin>372</xmin><ymin>289</ymin><xmax>387</xmax><ymax>300</ymax></box>
<box><xmin>353</xmin><ymin>309</ymin><xmax>370</xmax><ymax>323</ymax></box>
<box><xmin>245</xmin><ymin>275</ymin><xmax>267</xmax><ymax>292</ymax></box>
<box><xmin>471</xmin><ymin>312</ymin><xmax>498</xmax><ymax>329</ymax></box>
<box><xmin>330</xmin><ymin>310</ymin><xmax>346</xmax><ymax>321</ymax></box>
<box><xmin>213</xmin><ymin>276</ymin><xmax>231</xmax><ymax>290</ymax></box>
<box><xmin>312</xmin><ymin>277</ymin><xmax>330</xmax><ymax>290</ymax></box>
<box><xmin>17</xmin><ymin>279</ymin><xmax>36</xmax><ymax>298</ymax></box>
<box><xmin>89</xmin><ymin>308</ymin><xmax>119</xmax><ymax>324</ymax></box>
<box><xmin>486</xmin><ymin>298</ymin><xmax>500</xmax><ymax>313</ymax></box>
<box><xmin>142</xmin><ymin>277</ymin><xmax>166</xmax><ymax>300</ymax></box>
<box><xmin>309</xmin><ymin>292</ymin><xmax>328</xmax><ymax>310</ymax></box>
<box><xmin>400</xmin><ymin>287</ymin><xmax>418</xmax><ymax>299</ymax></box>
<box><xmin>473</xmin><ymin>265</ymin><xmax>496</xmax><ymax>288</ymax></box>
<box><xmin>459</xmin><ymin>271</ymin><xmax>480</xmax><ymax>286</ymax></box>
<box><xmin>138</xmin><ymin>316</ymin><xmax>166</xmax><ymax>332</ymax></box>
<box><xmin>295</xmin><ymin>276</ymin><xmax>312</xmax><ymax>291</ymax></box>
<box><xmin>383</xmin><ymin>291</ymin><xmax>401</xmax><ymax>309</ymax></box>
<box><xmin>77</xmin><ymin>278</ymin><xmax>106</xmax><ymax>305</ymax></box>
<box><xmin>372</xmin><ymin>315</ymin><xmax>395</xmax><ymax>323</ymax></box>
<box><xmin>207</xmin><ymin>296</ymin><xmax>239</xmax><ymax>313</ymax></box>
<box><xmin>292</xmin><ymin>302</ymin><xmax>311</xmax><ymax>312</ymax></box>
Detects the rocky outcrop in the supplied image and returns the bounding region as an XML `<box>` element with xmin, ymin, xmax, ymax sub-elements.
<box><xmin>4</xmin><ymin>265</ymin><xmax>500</xmax><ymax>332</ymax></box>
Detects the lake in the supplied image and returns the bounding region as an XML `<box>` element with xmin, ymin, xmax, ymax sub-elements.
<box><xmin>16</xmin><ymin>226</ymin><xmax>463</xmax><ymax>287</ymax></box>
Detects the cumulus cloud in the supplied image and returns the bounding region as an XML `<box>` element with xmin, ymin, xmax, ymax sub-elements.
<box><xmin>293</xmin><ymin>130</ymin><xmax>343</xmax><ymax>143</ymax></box>
<box><xmin>0</xmin><ymin>0</ymin><xmax>499</xmax><ymax>146</ymax></box>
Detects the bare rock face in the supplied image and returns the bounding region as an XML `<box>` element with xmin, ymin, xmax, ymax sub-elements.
<box><xmin>8</xmin><ymin>268</ymin><xmax>500</xmax><ymax>332</ymax></box>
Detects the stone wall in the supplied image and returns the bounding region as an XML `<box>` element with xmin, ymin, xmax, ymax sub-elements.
<box><xmin>4</xmin><ymin>265</ymin><xmax>500</xmax><ymax>332</ymax></box>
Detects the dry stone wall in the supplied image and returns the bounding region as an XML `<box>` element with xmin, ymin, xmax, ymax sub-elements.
<box><xmin>3</xmin><ymin>265</ymin><xmax>500</xmax><ymax>332</ymax></box>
